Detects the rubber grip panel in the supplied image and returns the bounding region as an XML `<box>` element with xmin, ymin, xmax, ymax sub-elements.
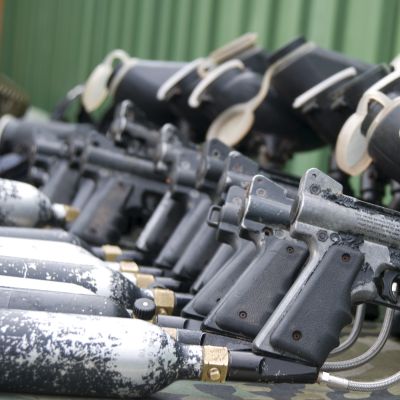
<box><xmin>270</xmin><ymin>245</ymin><xmax>364</xmax><ymax>367</ymax></box>
<box><xmin>70</xmin><ymin>177</ymin><xmax>131</xmax><ymax>245</ymax></box>
<box><xmin>205</xmin><ymin>238</ymin><xmax>308</xmax><ymax>339</ymax></box>
<box><xmin>182</xmin><ymin>240</ymin><xmax>257</xmax><ymax>318</ymax></box>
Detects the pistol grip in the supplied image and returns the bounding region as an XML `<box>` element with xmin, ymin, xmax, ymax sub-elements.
<box><xmin>204</xmin><ymin>238</ymin><xmax>308</xmax><ymax>339</ymax></box>
<box><xmin>269</xmin><ymin>245</ymin><xmax>364</xmax><ymax>366</ymax></box>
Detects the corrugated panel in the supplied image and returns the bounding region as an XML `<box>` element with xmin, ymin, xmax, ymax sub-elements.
<box><xmin>3</xmin><ymin>0</ymin><xmax>400</xmax><ymax>112</ymax></box>
<box><xmin>1</xmin><ymin>0</ymin><xmax>399</xmax><ymax>173</ymax></box>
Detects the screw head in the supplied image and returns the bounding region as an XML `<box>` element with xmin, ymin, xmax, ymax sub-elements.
<box><xmin>256</xmin><ymin>188</ymin><xmax>267</xmax><ymax>197</ymax></box>
<box><xmin>287</xmin><ymin>246</ymin><xmax>294</xmax><ymax>254</ymax></box>
<box><xmin>292</xmin><ymin>330</ymin><xmax>302</xmax><ymax>341</ymax></box>
<box><xmin>239</xmin><ymin>311</ymin><xmax>248</xmax><ymax>319</ymax></box>
<box><xmin>317</xmin><ymin>230</ymin><xmax>328</xmax><ymax>242</ymax></box>
<box><xmin>341</xmin><ymin>253</ymin><xmax>351</xmax><ymax>262</ymax></box>
<box><xmin>309</xmin><ymin>184</ymin><xmax>321</xmax><ymax>195</ymax></box>
<box><xmin>208</xmin><ymin>368</ymin><xmax>221</xmax><ymax>382</ymax></box>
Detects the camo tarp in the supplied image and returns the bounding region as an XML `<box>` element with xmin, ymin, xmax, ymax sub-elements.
<box><xmin>1</xmin><ymin>322</ymin><xmax>399</xmax><ymax>400</ymax></box>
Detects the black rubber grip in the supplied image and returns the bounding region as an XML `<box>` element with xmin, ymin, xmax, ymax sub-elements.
<box><xmin>270</xmin><ymin>245</ymin><xmax>364</xmax><ymax>367</ymax></box>
<box><xmin>182</xmin><ymin>240</ymin><xmax>257</xmax><ymax>318</ymax></box>
<box><xmin>70</xmin><ymin>176</ymin><xmax>131</xmax><ymax>245</ymax></box>
<box><xmin>172</xmin><ymin>221</ymin><xmax>220</xmax><ymax>280</ymax></box>
<box><xmin>203</xmin><ymin>238</ymin><xmax>308</xmax><ymax>339</ymax></box>
<box><xmin>190</xmin><ymin>244</ymin><xmax>235</xmax><ymax>294</ymax></box>
<box><xmin>154</xmin><ymin>194</ymin><xmax>211</xmax><ymax>268</ymax></box>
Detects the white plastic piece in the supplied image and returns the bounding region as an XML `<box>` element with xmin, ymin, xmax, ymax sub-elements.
<box><xmin>208</xmin><ymin>32</ymin><xmax>258</xmax><ymax>65</ymax></box>
<box><xmin>206</xmin><ymin>42</ymin><xmax>316</xmax><ymax>146</ymax></box>
<box><xmin>336</xmin><ymin>68</ymin><xmax>400</xmax><ymax>175</ymax></box>
<box><xmin>335</xmin><ymin>113</ymin><xmax>372</xmax><ymax>176</ymax></box>
<box><xmin>82</xmin><ymin>49</ymin><xmax>130</xmax><ymax>112</ymax></box>
<box><xmin>293</xmin><ymin>67</ymin><xmax>357</xmax><ymax>109</ymax></box>
<box><xmin>108</xmin><ymin>58</ymin><xmax>139</xmax><ymax>95</ymax></box>
<box><xmin>156</xmin><ymin>58</ymin><xmax>206</xmax><ymax>101</ymax></box>
<box><xmin>188</xmin><ymin>60</ymin><xmax>245</xmax><ymax>108</ymax></box>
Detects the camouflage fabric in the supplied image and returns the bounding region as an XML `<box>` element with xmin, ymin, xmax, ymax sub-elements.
<box><xmin>1</xmin><ymin>322</ymin><xmax>399</xmax><ymax>400</ymax></box>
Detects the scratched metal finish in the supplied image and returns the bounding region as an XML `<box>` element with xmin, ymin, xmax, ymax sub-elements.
<box><xmin>0</xmin><ymin>237</ymin><xmax>148</xmax><ymax>309</ymax></box>
<box><xmin>0</xmin><ymin>310</ymin><xmax>202</xmax><ymax>398</ymax></box>
<box><xmin>0</xmin><ymin>179</ymin><xmax>55</xmax><ymax>227</ymax></box>
<box><xmin>0</xmin><ymin>322</ymin><xmax>399</xmax><ymax>399</ymax></box>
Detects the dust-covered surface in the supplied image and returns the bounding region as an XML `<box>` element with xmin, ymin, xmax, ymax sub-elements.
<box><xmin>1</xmin><ymin>322</ymin><xmax>400</xmax><ymax>400</ymax></box>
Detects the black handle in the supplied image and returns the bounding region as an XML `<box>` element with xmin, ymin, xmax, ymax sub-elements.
<box><xmin>203</xmin><ymin>238</ymin><xmax>308</xmax><ymax>339</ymax></box>
<box><xmin>70</xmin><ymin>176</ymin><xmax>131</xmax><ymax>245</ymax></box>
<box><xmin>269</xmin><ymin>245</ymin><xmax>364</xmax><ymax>366</ymax></box>
<box><xmin>182</xmin><ymin>240</ymin><xmax>257</xmax><ymax>318</ymax></box>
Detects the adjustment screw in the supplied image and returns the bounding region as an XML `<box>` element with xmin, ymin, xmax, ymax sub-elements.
<box><xmin>287</xmin><ymin>246</ymin><xmax>294</xmax><ymax>254</ymax></box>
<box><xmin>309</xmin><ymin>184</ymin><xmax>321</xmax><ymax>195</ymax></box>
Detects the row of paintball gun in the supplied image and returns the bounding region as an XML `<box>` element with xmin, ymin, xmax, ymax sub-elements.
<box><xmin>1</xmin><ymin>33</ymin><xmax>400</xmax><ymax>397</ymax></box>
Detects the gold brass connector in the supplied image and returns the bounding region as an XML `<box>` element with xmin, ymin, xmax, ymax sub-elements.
<box><xmin>119</xmin><ymin>261</ymin><xmax>139</xmax><ymax>273</ymax></box>
<box><xmin>134</xmin><ymin>273</ymin><xmax>155</xmax><ymax>288</ymax></box>
<box><xmin>153</xmin><ymin>288</ymin><xmax>175</xmax><ymax>315</ymax></box>
<box><xmin>201</xmin><ymin>346</ymin><xmax>229</xmax><ymax>383</ymax></box>
<box><xmin>161</xmin><ymin>327</ymin><xmax>178</xmax><ymax>340</ymax></box>
<box><xmin>102</xmin><ymin>245</ymin><xmax>122</xmax><ymax>261</ymax></box>
<box><xmin>63</xmin><ymin>205</ymin><xmax>80</xmax><ymax>222</ymax></box>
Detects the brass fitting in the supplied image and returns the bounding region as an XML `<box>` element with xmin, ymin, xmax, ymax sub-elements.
<box><xmin>63</xmin><ymin>205</ymin><xmax>80</xmax><ymax>222</ymax></box>
<box><xmin>153</xmin><ymin>288</ymin><xmax>175</xmax><ymax>315</ymax></box>
<box><xmin>119</xmin><ymin>261</ymin><xmax>139</xmax><ymax>273</ymax></box>
<box><xmin>134</xmin><ymin>273</ymin><xmax>155</xmax><ymax>288</ymax></box>
<box><xmin>102</xmin><ymin>245</ymin><xmax>122</xmax><ymax>261</ymax></box>
<box><xmin>201</xmin><ymin>346</ymin><xmax>229</xmax><ymax>383</ymax></box>
<box><xmin>161</xmin><ymin>327</ymin><xmax>178</xmax><ymax>340</ymax></box>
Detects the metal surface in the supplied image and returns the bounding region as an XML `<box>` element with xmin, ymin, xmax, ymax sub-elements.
<box><xmin>0</xmin><ymin>323</ymin><xmax>400</xmax><ymax>398</ymax></box>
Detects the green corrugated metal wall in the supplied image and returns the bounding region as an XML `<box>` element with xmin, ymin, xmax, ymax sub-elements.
<box><xmin>1</xmin><ymin>0</ymin><xmax>400</xmax><ymax>173</ymax></box>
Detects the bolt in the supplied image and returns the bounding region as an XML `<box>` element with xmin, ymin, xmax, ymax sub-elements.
<box><xmin>341</xmin><ymin>253</ymin><xmax>351</xmax><ymax>263</ymax></box>
<box><xmin>317</xmin><ymin>230</ymin><xmax>328</xmax><ymax>242</ymax></box>
<box><xmin>181</xmin><ymin>160</ymin><xmax>190</xmax><ymax>169</ymax></box>
<box><xmin>232</xmin><ymin>196</ymin><xmax>242</xmax><ymax>206</ymax></box>
<box><xmin>287</xmin><ymin>246</ymin><xmax>294</xmax><ymax>254</ymax></box>
<box><xmin>292</xmin><ymin>330</ymin><xmax>302</xmax><ymax>341</ymax></box>
<box><xmin>239</xmin><ymin>311</ymin><xmax>248</xmax><ymax>319</ymax></box>
<box><xmin>309</xmin><ymin>184</ymin><xmax>321</xmax><ymax>195</ymax></box>
<box><xmin>330</xmin><ymin>233</ymin><xmax>340</xmax><ymax>242</ymax></box>
<box><xmin>208</xmin><ymin>368</ymin><xmax>221</xmax><ymax>382</ymax></box>
<box><xmin>256</xmin><ymin>188</ymin><xmax>267</xmax><ymax>197</ymax></box>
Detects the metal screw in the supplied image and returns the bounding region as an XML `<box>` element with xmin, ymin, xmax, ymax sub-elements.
<box><xmin>208</xmin><ymin>368</ymin><xmax>221</xmax><ymax>382</ymax></box>
<box><xmin>212</xmin><ymin>149</ymin><xmax>220</xmax><ymax>158</ymax></box>
<box><xmin>181</xmin><ymin>160</ymin><xmax>190</xmax><ymax>169</ymax></box>
<box><xmin>317</xmin><ymin>230</ymin><xmax>328</xmax><ymax>242</ymax></box>
<box><xmin>330</xmin><ymin>233</ymin><xmax>340</xmax><ymax>242</ymax></box>
<box><xmin>309</xmin><ymin>184</ymin><xmax>321</xmax><ymax>195</ymax></box>
<box><xmin>287</xmin><ymin>246</ymin><xmax>294</xmax><ymax>254</ymax></box>
<box><xmin>292</xmin><ymin>330</ymin><xmax>302</xmax><ymax>341</ymax></box>
<box><xmin>256</xmin><ymin>188</ymin><xmax>267</xmax><ymax>197</ymax></box>
<box><xmin>341</xmin><ymin>253</ymin><xmax>351</xmax><ymax>262</ymax></box>
<box><xmin>232</xmin><ymin>196</ymin><xmax>242</xmax><ymax>206</ymax></box>
<box><xmin>239</xmin><ymin>311</ymin><xmax>248</xmax><ymax>319</ymax></box>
